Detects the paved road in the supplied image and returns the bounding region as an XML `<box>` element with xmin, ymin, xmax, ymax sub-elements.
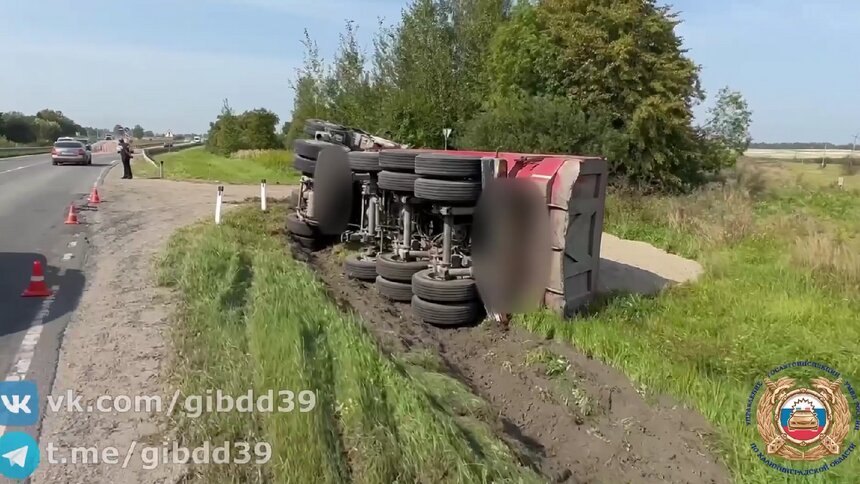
<box><xmin>0</xmin><ymin>149</ymin><xmax>118</xmax><ymax>435</ymax></box>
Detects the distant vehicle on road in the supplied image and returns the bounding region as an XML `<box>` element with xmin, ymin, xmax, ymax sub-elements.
<box><xmin>193</xmin><ymin>136</ymin><xmax>201</xmax><ymax>143</ymax></box>
<box><xmin>105</xmin><ymin>134</ymin><xmax>114</xmax><ymax>140</ymax></box>
<box><xmin>52</xmin><ymin>140</ymin><xmax>92</xmax><ymax>165</ymax></box>
<box><xmin>57</xmin><ymin>137</ymin><xmax>75</xmax><ymax>142</ymax></box>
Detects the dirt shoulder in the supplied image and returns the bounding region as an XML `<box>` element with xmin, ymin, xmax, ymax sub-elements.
<box><xmin>303</xmin><ymin>246</ymin><xmax>728</xmax><ymax>484</ymax></box>
<box><xmin>32</xmin><ymin>166</ymin><xmax>296</xmax><ymax>483</ymax></box>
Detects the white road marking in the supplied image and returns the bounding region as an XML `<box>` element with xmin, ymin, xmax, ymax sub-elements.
<box><xmin>0</xmin><ymin>285</ymin><xmax>61</xmax><ymax>436</ymax></box>
<box><xmin>0</xmin><ymin>162</ymin><xmax>43</xmax><ymax>175</ymax></box>
<box><xmin>68</xmin><ymin>241</ymin><xmax>77</xmax><ymax>247</ymax></box>
<box><xmin>62</xmin><ymin>253</ymin><xmax>73</xmax><ymax>261</ymax></box>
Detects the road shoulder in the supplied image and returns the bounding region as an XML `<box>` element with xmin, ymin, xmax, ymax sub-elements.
<box><xmin>32</xmin><ymin>167</ymin><xmax>296</xmax><ymax>483</ymax></box>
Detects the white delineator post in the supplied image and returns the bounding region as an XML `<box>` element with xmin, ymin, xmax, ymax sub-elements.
<box><xmin>261</xmin><ymin>179</ymin><xmax>267</xmax><ymax>212</ymax></box>
<box><xmin>215</xmin><ymin>185</ymin><xmax>224</xmax><ymax>225</ymax></box>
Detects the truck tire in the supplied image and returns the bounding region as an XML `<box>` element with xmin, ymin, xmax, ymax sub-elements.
<box><xmin>376</xmin><ymin>253</ymin><xmax>428</xmax><ymax>282</ymax></box>
<box><xmin>415</xmin><ymin>153</ymin><xmax>482</xmax><ymax>178</ymax></box>
<box><xmin>291</xmin><ymin>234</ymin><xmax>318</xmax><ymax>250</ymax></box>
<box><xmin>412</xmin><ymin>295</ymin><xmax>483</xmax><ymax>326</ymax></box>
<box><xmin>414</xmin><ymin>178</ymin><xmax>482</xmax><ymax>202</ymax></box>
<box><xmin>286</xmin><ymin>213</ymin><xmax>315</xmax><ymax>237</ymax></box>
<box><xmin>379</xmin><ymin>150</ymin><xmax>421</xmax><ymax>171</ymax></box>
<box><xmin>411</xmin><ymin>269</ymin><xmax>478</xmax><ymax>303</ymax></box>
<box><xmin>378</xmin><ymin>171</ymin><xmax>420</xmax><ymax>193</ymax></box>
<box><xmin>348</xmin><ymin>152</ymin><xmax>381</xmax><ymax>172</ymax></box>
<box><xmin>292</xmin><ymin>155</ymin><xmax>315</xmax><ymax>175</ymax></box>
<box><xmin>344</xmin><ymin>255</ymin><xmax>378</xmax><ymax>281</ymax></box>
<box><xmin>293</xmin><ymin>139</ymin><xmax>347</xmax><ymax>160</ymax></box>
<box><xmin>376</xmin><ymin>276</ymin><xmax>414</xmax><ymax>302</ymax></box>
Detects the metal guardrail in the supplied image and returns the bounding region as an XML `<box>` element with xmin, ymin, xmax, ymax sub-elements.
<box><xmin>0</xmin><ymin>146</ymin><xmax>53</xmax><ymax>158</ymax></box>
<box><xmin>141</xmin><ymin>142</ymin><xmax>204</xmax><ymax>169</ymax></box>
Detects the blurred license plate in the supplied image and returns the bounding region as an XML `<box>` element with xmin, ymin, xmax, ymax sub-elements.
<box><xmin>62</xmin><ymin>151</ymin><xmax>76</xmax><ymax>156</ymax></box>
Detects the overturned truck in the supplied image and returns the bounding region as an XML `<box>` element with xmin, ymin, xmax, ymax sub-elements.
<box><xmin>286</xmin><ymin>119</ymin><xmax>608</xmax><ymax>326</ymax></box>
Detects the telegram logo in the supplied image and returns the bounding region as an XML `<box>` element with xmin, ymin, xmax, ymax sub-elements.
<box><xmin>0</xmin><ymin>432</ymin><xmax>40</xmax><ymax>479</ymax></box>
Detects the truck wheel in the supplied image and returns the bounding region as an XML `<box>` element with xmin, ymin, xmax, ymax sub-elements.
<box><xmin>379</xmin><ymin>150</ymin><xmax>421</xmax><ymax>172</ymax></box>
<box><xmin>414</xmin><ymin>178</ymin><xmax>482</xmax><ymax>202</ymax></box>
<box><xmin>376</xmin><ymin>253</ymin><xmax>428</xmax><ymax>282</ymax></box>
<box><xmin>291</xmin><ymin>234</ymin><xmax>319</xmax><ymax>250</ymax></box>
<box><xmin>293</xmin><ymin>139</ymin><xmax>347</xmax><ymax>160</ymax></box>
<box><xmin>412</xmin><ymin>295</ymin><xmax>483</xmax><ymax>326</ymax></box>
<box><xmin>348</xmin><ymin>152</ymin><xmax>381</xmax><ymax>172</ymax></box>
<box><xmin>415</xmin><ymin>153</ymin><xmax>482</xmax><ymax>178</ymax></box>
<box><xmin>411</xmin><ymin>269</ymin><xmax>478</xmax><ymax>303</ymax></box>
<box><xmin>344</xmin><ymin>254</ymin><xmax>378</xmax><ymax>281</ymax></box>
<box><xmin>292</xmin><ymin>155</ymin><xmax>316</xmax><ymax>176</ymax></box>
<box><xmin>286</xmin><ymin>213</ymin><xmax>315</xmax><ymax>237</ymax></box>
<box><xmin>378</xmin><ymin>171</ymin><xmax>420</xmax><ymax>193</ymax></box>
<box><xmin>376</xmin><ymin>276</ymin><xmax>414</xmax><ymax>302</ymax></box>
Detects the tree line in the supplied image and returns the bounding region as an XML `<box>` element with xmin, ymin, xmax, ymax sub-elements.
<box><xmin>0</xmin><ymin>109</ymin><xmax>87</xmax><ymax>145</ymax></box>
<box><xmin>284</xmin><ymin>0</ymin><xmax>753</xmax><ymax>191</ymax></box>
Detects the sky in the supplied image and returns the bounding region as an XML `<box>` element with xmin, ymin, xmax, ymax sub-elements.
<box><xmin>1</xmin><ymin>0</ymin><xmax>858</xmax><ymax>143</ymax></box>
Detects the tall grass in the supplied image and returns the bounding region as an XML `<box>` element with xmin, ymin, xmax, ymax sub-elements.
<box><xmin>142</xmin><ymin>147</ymin><xmax>300</xmax><ymax>184</ymax></box>
<box><xmin>159</xmin><ymin>205</ymin><xmax>541</xmax><ymax>483</ymax></box>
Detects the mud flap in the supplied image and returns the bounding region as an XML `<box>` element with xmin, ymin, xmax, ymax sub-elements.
<box><xmin>312</xmin><ymin>147</ymin><xmax>354</xmax><ymax>235</ymax></box>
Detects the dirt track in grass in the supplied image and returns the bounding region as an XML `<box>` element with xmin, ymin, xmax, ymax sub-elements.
<box><xmin>290</xmin><ymin>242</ymin><xmax>731</xmax><ymax>484</ymax></box>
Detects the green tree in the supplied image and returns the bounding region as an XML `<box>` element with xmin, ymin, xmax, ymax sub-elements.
<box><xmin>285</xmin><ymin>30</ymin><xmax>329</xmax><ymax>144</ymax></box>
<box><xmin>239</xmin><ymin>109</ymin><xmax>281</xmax><ymax>150</ymax></box>
<box><xmin>207</xmin><ymin>99</ymin><xmax>244</xmax><ymax>154</ymax></box>
<box><xmin>33</xmin><ymin>118</ymin><xmax>62</xmax><ymax>142</ymax></box>
<box><xmin>36</xmin><ymin>109</ymin><xmax>80</xmax><ymax>137</ymax></box>
<box><xmin>2</xmin><ymin>112</ymin><xmax>36</xmax><ymax>143</ymax></box>
<box><xmin>143</xmin><ymin>130</ymin><xmax>155</xmax><ymax>137</ymax></box>
<box><xmin>705</xmin><ymin>87</ymin><xmax>753</xmax><ymax>154</ymax></box>
<box><xmin>462</xmin><ymin>93</ymin><xmax>613</xmax><ymax>154</ymax></box>
<box><xmin>132</xmin><ymin>124</ymin><xmax>145</xmax><ymax>138</ymax></box>
<box><xmin>323</xmin><ymin>21</ymin><xmax>373</xmax><ymax>128</ymax></box>
<box><xmin>478</xmin><ymin>0</ymin><xmax>724</xmax><ymax>188</ymax></box>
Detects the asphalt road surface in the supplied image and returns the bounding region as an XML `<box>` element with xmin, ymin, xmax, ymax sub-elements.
<box><xmin>0</xmin><ymin>147</ymin><xmax>118</xmax><ymax>437</ymax></box>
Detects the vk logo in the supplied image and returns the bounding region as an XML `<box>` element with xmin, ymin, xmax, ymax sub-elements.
<box><xmin>0</xmin><ymin>381</ymin><xmax>39</xmax><ymax>426</ymax></box>
<box><xmin>0</xmin><ymin>432</ymin><xmax>40</xmax><ymax>479</ymax></box>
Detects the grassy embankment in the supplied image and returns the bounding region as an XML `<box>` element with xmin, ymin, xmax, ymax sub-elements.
<box><xmin>136</xmin><ymin>146</ymin><xmax>300</xmax><ymax>184</ymax></box>
<box><xmin>159</xmin><ymin>205</ymin><xmax>542</xmax><ymax>483</ymax></box>
<box><xmin>518</xmin><ymin>160</ymin><xmax>860</xmax><ymax>483</ymax></box>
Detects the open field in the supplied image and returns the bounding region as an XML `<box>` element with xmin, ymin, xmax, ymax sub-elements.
<box><xmin>744</xmin><ymin>156</ymin><xmax>860</xmax><ymax>190</ymax></box>
<box><xmin>136</xmin><ymin>146</ymin><xmax>300</xmax><ymax>184</ymax></box>
<box><xmin>745</xmin><ymin>148</ymin><xmax>857</xmax><ymax>159</ymax></box>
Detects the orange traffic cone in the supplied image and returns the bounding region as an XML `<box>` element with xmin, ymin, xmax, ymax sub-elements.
<box><xmin>22</xmin><ymin>260</ymin><xmax>52</xmax><ymax>298</ymax></box>
<box><xmin>89</xmin><ymin>187</ymin><xmax>101</xmax><ymax>204</ymax></box>
<box><xmin>65</xmin><ymin>204</ymin><xmax>80</xmax><ymax>225</ymax></box>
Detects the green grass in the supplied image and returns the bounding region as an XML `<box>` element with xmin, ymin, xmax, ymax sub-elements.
<box><xmin>159</xmin><ymin>204</ymin><xmax>542</xmax><ymax>483</ymax></box>
<box><xmin>516</xmin><ymin>174</ymin><xmax>860</xmax><ymax>483</ymax></box>
<box><xmin>138</xmin><ymin>146</ymin><xmax>300</xmax><ymax>184</ymax></box>
<box><xmin>745</xmin><ymin>156</ymin><xmax>860</xmax><ymax>191</ymax></box>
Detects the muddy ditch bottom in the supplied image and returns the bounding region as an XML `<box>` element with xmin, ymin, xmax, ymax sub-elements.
<box><xmin>287</xmin><ymin>237</ymin><xmax>730</xmax><ymax>484</ymax></box>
